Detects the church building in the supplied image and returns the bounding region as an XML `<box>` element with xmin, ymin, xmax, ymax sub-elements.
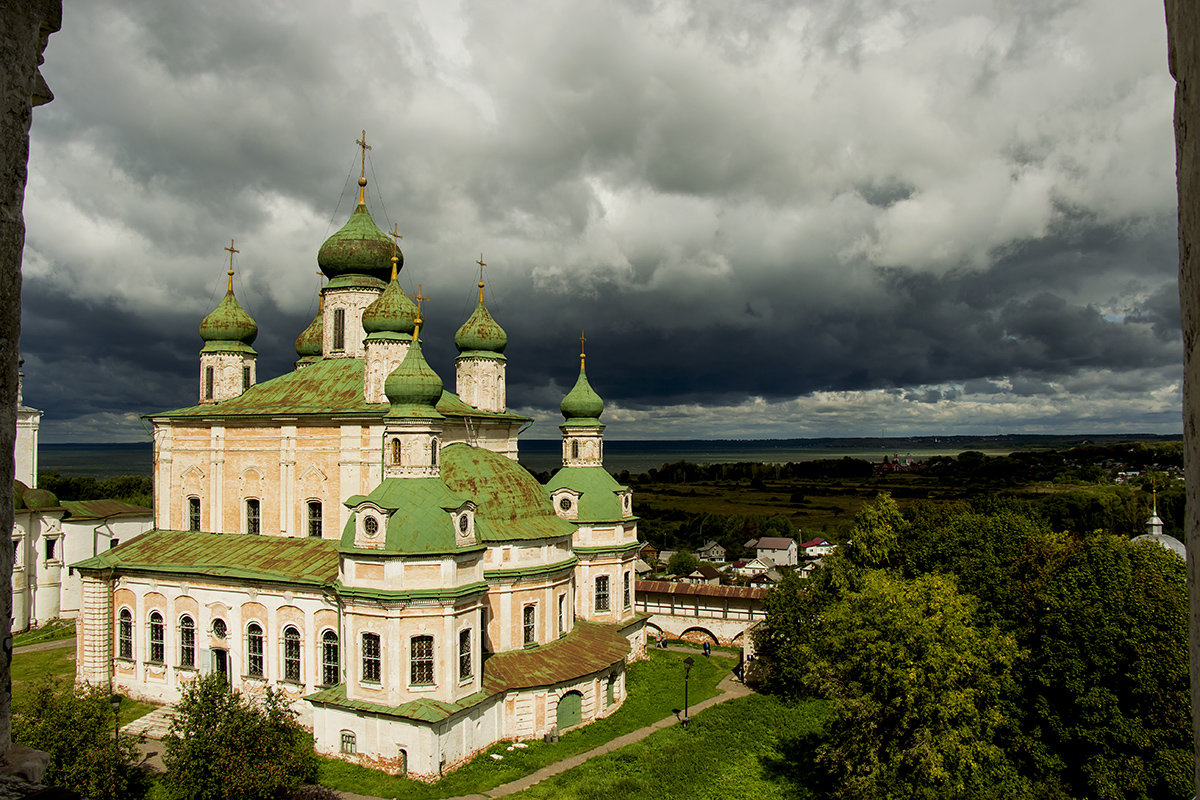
<box><xmin>72</xmin><ymin>148</ymin><xmax>645</xmax><ymax>778</ymax></box>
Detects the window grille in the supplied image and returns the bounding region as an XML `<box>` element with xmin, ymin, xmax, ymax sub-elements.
<box><xmin>410</xmin><ymin>635</ymin><xmax>434</xmax><ymax>684</ymax></box>
<box><xmin>523</xmin><ymin>605</ymin><xmax>536</xmax><ymax>646</ymax></box>
<box><xmin>595</xmin><ymin>575</ymin><xmax>610</xmax><ymax>612</ymax></box>
<box><xmin>247</xmin><ymin>623</ymin><xmax>264</xmax><ymax>677</ymax></box>
<box><xmin>362</xmin><ymin>633</ymin><xmax>381</xmax><ymax>683</ymax></box>
<box><xmin>307</xmin><ymin>501</ymin><xmax>322</xmax><ymax>538</ymax></box>
<box><xmin>459</xmin><ymin>629</ymin><xmax>472</xmax><ymax>680</ymax></box>
<box><xmin>322</xmin><ymin>630</ymin><xmax>339</xmax><ymax>686</ymax></box>
<box><xmin>284</xmin><ymin>626</ymin><xmax>301</xmax><ymax>681</ymax></box>
<box><xmin>188</xmin><ymin>497</ymin><xmax>201</xmax><ymax>531</ymax></box>
<box><xmin>340</xmin><ymin>731</ymin><xmax>356</xmax><ymax>755</ymax></box>
<box><xmin>246</xmin><ymin>499</ymin><xmax>260</xmax><ymax>535</ymax></box>
<box><xmin>149</xmin><ymin>612</ymin><xmax>165</xmax><ymax>664</ymax></box>
<box><xmin>333</xmin><ymin>309</ymin><xmax>345</xmax><ymax>351</ymax></box>
<box><xmin>118</xmin><ymin>609</ymin><xmax>133</xmax><ymax>659</ymax></box>
<box><xmin>179</xmin><ymin>615</ymin><xmax>195</xmax><ymax>668</ymax></box>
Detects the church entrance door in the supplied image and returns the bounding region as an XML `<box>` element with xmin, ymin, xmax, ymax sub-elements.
<box><xmin>556</xmin><ymin>691</ymin><xmax>582</xmax><ymax>730</ymax></box>
<box><xmin>212</xmin><ymin>648</ymin><xmax>229</xmax><ymax>682</ymax></box>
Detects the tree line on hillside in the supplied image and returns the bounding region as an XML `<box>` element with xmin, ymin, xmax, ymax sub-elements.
<box><xmin>36</xmin><ymin>472</ymin><xmax>153</xmax><ymax>509</ymax></box>
<box><xmin>753</xmin><ymin>495</ymin><xmax>1190</xmax><ymax>800</ymax></box>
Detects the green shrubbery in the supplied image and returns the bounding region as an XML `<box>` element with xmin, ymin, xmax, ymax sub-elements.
<box><xmin>12</xmin><ymin>679</ymin><xmax>151</xmax><ymax>800</ymax></box>
<box><xmin>162</xmin><ymin>672</ymin><xmax>317</xmax><ymax>800</ymax></box>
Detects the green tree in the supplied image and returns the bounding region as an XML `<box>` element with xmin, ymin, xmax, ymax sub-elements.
<box><xmin>163</xmin><ymin>672</ymin><xmax>317</xmax><ymax>800</ymax></box>
<box><xmin>809</xmin><ymin>571</ymin><xmax>1027</xmax><ymax>800</ymax></box>
<box><xmin>12</xmin><ymin>679</ymin><xmax>150</xmax><ymax>800</ymax></box>
<box><xmin>666</xmin><ymin>550</ymin><xmax>700</xmax><ymax>576</ymax></box>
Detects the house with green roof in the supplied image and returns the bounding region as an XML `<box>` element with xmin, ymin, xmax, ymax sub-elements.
<box><xmin>73</xmin><ymin>147</ymin><xmax>644</xmax><ymax>781</ymax></box>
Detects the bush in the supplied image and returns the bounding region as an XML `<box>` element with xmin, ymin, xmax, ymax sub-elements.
<box><xmin>163</xmin><ymin>672</ymin><xmax>317</xmax><ymax>800</ymax></box>
<box><xmin>12</xmin><ymin>679</ymin><xmax>150</xmax><ymax>800</ymax></box>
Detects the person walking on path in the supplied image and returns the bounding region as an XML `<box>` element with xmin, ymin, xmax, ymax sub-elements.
<box><xmin>703</xmin><ymin>640</ymin><xmax>710</xmax><ymax>657</ymax></box>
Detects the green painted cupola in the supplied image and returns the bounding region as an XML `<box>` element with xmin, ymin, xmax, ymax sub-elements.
<box><xmin>294</xmin><ymin>297</ymin><xmax>323</xmax><ymax>366</ymax></box>
<box><xmin>363</xmin><ymin>266</ymin><xmax>417</xmax><ymax>336</ymax></box>
<box><xmin>384</xmin><ymin>331</ymin><xmax>444</xmax><ymax>420</ymax></box>
<box><xmin>455</xmin><ymin>282</ymin><xmax>507</xmax><ymax>357</ymax></box>
<box><xmin>200</xmin><ymin>278</ymin><xmax>258</xmax><ymax>350</ymax></box>
<box><xmin>561</xmin><ymin>360</ymin><xmax>604</xmax><ymax>424</ymax></box>
<box><xmin>317</xmin><ymin>202</ymin><xmax>396</xmax><ymax>286</ymax></box>
<box><xmin>199</xmin><ymin>242</ymin><xmax>259</xmax><ymax>404</ymax></box>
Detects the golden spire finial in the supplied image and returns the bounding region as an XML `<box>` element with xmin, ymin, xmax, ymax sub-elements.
<box><xmin>410</xmin><ymin>283</ymin><xmax>429</xmax><ymax>339</ymax></box>
<box><xmin>355</xmin><ymin>130</ymin><xmax>372</xmax><ymax>205</ymax></box>
<box><xmin>579</xmin><ymin>329</ymin><xmax>587</xmax><ymax>369</ymax></box>
<box><xmin>224</xmin><ymin>239</ymin><xmax>239</xmax><ymax>293</ymax></box>
<box><xmin>476</xmin><ymin>254</ymin><xmax>486</xmax><ymax>302</ymax></box>
<box><xmin>388</xmin><ymin>224</ymin><xmax>403</xmax><ymax>281</ymax></box>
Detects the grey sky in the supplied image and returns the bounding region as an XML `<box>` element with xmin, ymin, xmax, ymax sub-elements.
<box><xmin>22</xmin><ymin>0</ymin><xmax>1180</xmax><ymax>442</ymax></box>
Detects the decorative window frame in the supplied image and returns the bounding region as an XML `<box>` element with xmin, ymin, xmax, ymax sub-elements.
<box><xmin>551</xmin><ymin>489</ymin><xmax>582</xmax><ymax>520</ymax></box>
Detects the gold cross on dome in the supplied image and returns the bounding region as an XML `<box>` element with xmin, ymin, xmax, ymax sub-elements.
<box><xmin>476</xmin><ymin>254</ymin><xmax>487</xmax><ymax>301</ymax></box>
<box><xmin>355</xmin><ymin>130</ymin><xmax>372</xmax><ymax>203</ymax></box>
<box><xmin>388</xmin><ymin>225</ymin><xmax>403</xmax><ymax>281</ymax></box>
<box><xmin>579</xmin><ymin>330</ymin><xmax>587</xmax><ymax>366</ymax></box>
<box><xmin>410</xmin><ymin>283</ymin><xmax>429</xmax><ymax>339</ymax></box>
<box><xmin>224</xmin><ymin>239</ymin><xmax>239</xmax><ymax>291</ymax></box>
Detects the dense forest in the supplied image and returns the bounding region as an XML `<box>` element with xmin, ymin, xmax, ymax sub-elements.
<box><xmin>752</xmin><ymin>495</ymin><xmax>1189</xmax><ymax>800</ymax></box>
<box><xmin>36</xmin><ymin>472</ymin><xmax>153</xmax><ymax>509</ymax></box>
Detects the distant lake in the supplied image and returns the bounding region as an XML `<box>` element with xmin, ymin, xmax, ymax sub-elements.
<box><xmin>38</xmin><ymin>439</ymin><xmax>1012</xmax><ymax>479</ymax></box>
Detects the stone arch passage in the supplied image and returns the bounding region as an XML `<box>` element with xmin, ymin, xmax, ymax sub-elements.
<box><xmin>680</xmin><ymin>627</ymin><xmax>718</xmax><ymax>646</ymax></box>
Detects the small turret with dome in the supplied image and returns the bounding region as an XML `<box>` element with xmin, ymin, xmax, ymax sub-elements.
<box><xmin>318</xmin><ymin>132</ymin><xmax>396</xmax><ymax>359</ymax></box>
<box><xmin>199</xmin><ymin>241</ymin><xmax>258</xmax><ymax>404</ymax></box>
<box><xmin>454</xmin><ymin>256</ymin><xmax>509</xmax><ymax>413</ymax></box>
<box><xmin>363</xmin><ymin>228</ymin><xmax>419</xmax><ymax>402</ymax></box>
<box><xmin>294</xmin><ymin>288</ymin><xmax>324</xmax><ymax>369</ymax></box>
<box><xmin>380</xmin><ymin>291</ymin><xmax>445</xmax><ymax>479</ymax></box>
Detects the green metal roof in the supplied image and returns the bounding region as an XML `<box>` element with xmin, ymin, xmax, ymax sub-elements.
<box><xmin>384</xmin><ymin>339</ymin><xmax>444</xmax><ymax>419</ymax></box>
<box><xmin>341</xmin><ymin>477</ymin><xmax>480</xmax><ymax>556</ymax></box>
<box><xmin>305</xmin><ymin>620</ymin><xmax>632</xmax><ymax>723</ymax></box>
<box><xmin>199</xmin><ymin>290</ymin><xmax>258</xmax><ymax>346</ymax></box>
<box><xmin>454</xmin><ymin>298</ymin><xmax>507</xmax><ymax>355</ymax></box>
<box><xmin>72</xmin><ymin>529</ymin><xmax>338</xmax><ymax>586</ymax></box>
<box><xmin>441</xmin><ymin>444</ymin><xmax>576</xmax><ymax>542</ymax></box>
<box><xmin>317</xmin><ymin>202</ymin><xmax>396</xmax><ymax>284</ymax></box>
<box><xmin>544</xmin><ymin>466</ymin><xmax>629</xmax><ymax>523</ymax></box>
<box><xmin>147</xmin><ymin>358</ymin><xmax>529</xmax><ymax>423</ymax></box>
<box><xmin>560</xmin><ymin>364</ymin><xmax>603</xmax><ymax>421</ymax></box>
<box><xmin>61</xmin><ymin>499</ymin><xmax>151</xmax><ymax>521</ymax></box>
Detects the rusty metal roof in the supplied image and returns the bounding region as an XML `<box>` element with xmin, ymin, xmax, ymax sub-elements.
<box><xmin>72</xmin><ymin>529</ymin><xmax>338</xmax><ymax>586</ymax></box>
<box><xmin>636</xmin><ymin>579</ymin><xmax>768</xmax><ymax>600</ymax></box>
<box><xmin>61</xmin><ymin>499</ymin><xmax>151</xmax><ymax>521</ymax></box>
<box><xmin>148</xmin><ymin>358</ymin><xmax>529</xmax><ymax>422</ymax></box>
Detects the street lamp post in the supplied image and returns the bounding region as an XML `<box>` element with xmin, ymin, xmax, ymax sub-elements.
<box><xmin>682</xmin><ymin>656</ymin><xmax>694</xmax><ymax>727</ymax></box>
<box><xmin>110</xmin><ymin>694</ymin><xmax>122</xmax><ymax>744</ymax></box>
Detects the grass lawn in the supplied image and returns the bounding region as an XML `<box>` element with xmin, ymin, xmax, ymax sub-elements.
<box><xmin>13</xmin><ymin>618</ymin><xmax>76</xmax><ymax>648</ymax></box>
<box><xmin>317</xmin><ymin>650</ymin><xmax>737</xmax><ymax>799</ymax></box>
<box><xmin>508</xmin><ymin>693</ymin><xmax>829</xmax><ymax>800</ymax></box>
<box><xmin>11</xmin><ymin>638</ymin><xmax>158</xmax><ymax>726</ymax></box>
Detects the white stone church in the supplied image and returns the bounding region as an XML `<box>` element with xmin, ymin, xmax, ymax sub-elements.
<box><xmin>72</xmin><ymin>159</ymin><xmax>645</xmax><ymax>779</ymax></box>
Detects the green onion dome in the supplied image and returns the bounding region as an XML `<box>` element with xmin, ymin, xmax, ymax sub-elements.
<box><xmin>454</xmin><ymin>296</ymin><xmax>507</xmax><ymax>355</ymax></box>
<box><xmin>295</xmin><ymin>308</ymin><xmax>323</xmax><ymax>357</ymax></box>
<box><xmin>384</xmin><ymin>338</ymin><xmax>444</xmax><ymax>416</ymax></box>
<box><xmin>363</xmin><ymin>279</ymin><xmax>417</xmax><ymax>335</ymax></box>
<box><xmin>200</xmin><ymin>288</ymin><xmax>258</xmax><ymax>345</ymax></box>
<box><xmin>317</xmin><ymin>202</ymin><xmax>397</xmax><ymax>283</ymax></box>
<box><xmin>561</xmin><ymin>364</ymin><xmax>604</xmax><ymax>420</ymax></box>
<box><xmin>21</xmin><ymin>487</ymin><xmax>60</xmax><ymax>510</ymax></box>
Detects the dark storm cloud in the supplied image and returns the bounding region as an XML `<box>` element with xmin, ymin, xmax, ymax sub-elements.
<box><xmin>19</xmin><ymin>0</ymin><xmax>1182</xmax><ymax>439</ymax></box>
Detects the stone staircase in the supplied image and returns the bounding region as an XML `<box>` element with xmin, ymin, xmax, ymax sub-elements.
<box><xmin>121</xmin><ymin>705</ymin><xmax>176</xmax><ymax>740</ymax></box>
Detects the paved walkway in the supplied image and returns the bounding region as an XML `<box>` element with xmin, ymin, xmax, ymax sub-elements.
<box><xmin>334</xmin><ymin>662</ymin><xmax>752</xmax><ymax>800</ymax></box>
<box><xmin>13</xmin><ymin>636</ymin><xmax>76</xmax><ymax>655</ymax></box>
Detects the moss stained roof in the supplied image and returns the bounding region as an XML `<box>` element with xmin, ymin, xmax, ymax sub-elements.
<box><xmin>441</xmin><ymin>444</ymin><xmax>576</xmax><ymax>542</ymax></box>
<box><xmin>72</xmin><ymin>529</ymin><xmax>338</xmax><ymax>586</ymax></box>
<box><xmin>60</xmin><ymin>499</ymin><xmax>151</xmax><ymax>520</ymax></box>
<box><xmin>341</xmin><ymin>478</ymin><xmax>480</xmax><ymax>556</ymax></box>
<box><xmin>147</xmin><ymin>358</ymin><xmax>529</xmax><ymax>423</ymax></box>
<box><xmin>544</xmin><ymin>466</ymin><xmax>630</xmax><ymax>523</ymax></box>
<box><xmin>305</xmin><ymin>620</ymin><xmax>632</xmax><ymax>723</ymax></box>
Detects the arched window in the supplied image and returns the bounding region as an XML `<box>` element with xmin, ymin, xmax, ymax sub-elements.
<box><xmin>595</xmin><ymin>575</ymin><xmax>610</xmax><ymax>612</ymax></box>
<box><xmin>284</xmin><ymin>626</ymin><xmax>301</xmax><ymax>681</ymax></box>
<box><xmin>242</xmin><ymin>365</ymin><xmax>251</xmax><ymax>392</ymax></box>
<box><xmin>187</xmin><ymin>496</ymin><xmax>201</xmax><ymax>532</ymax></box>
<box><xmin>523</xmin><ymin>605</ymin><xmax>536</xmax><ymax>646</ymax></box>
<box><xmin>458</xmin><ymin>629</ymin><xmax>472</xmax><ymax>680</ymax></box>
<box><xmin>245</xmin><ymin>499</ymin><xmax>260</xmax><ymax>535</ymax></box>
<box><xmin>307</xmin><ymin>501</ymin><xmax>322</xmax><ymax>538</ymax></box>
<box><xmin>362</xmin><ymin>633</ymin><xmax>381</xmax><ymax>683</ymax></box>
<box><xmin>340</xmin><ymin>731</ymin><xmax>356</xmax><ymax>755</ymax></box>
<box><xmin>431</xmin><ymin>438</ymin><xmax>439</xmax><ymax>467</ymax></box>
<box><xmin>571</xmin><ymin>440</ymin><xmax>579</xmax><ymax>460</ymax></box>
<box><xmin>410</xmin><ymin>635</ymin><xmax>434</xmax><ymax>684</ymax></box>
<box><xmin>321</xmin><ymin>630</ymin><xmax>339</xmax><ymax>686</ymax></box>
<box><xmin>179</xmin><ymin>615</ymin><xmax>195</xmax><ymax>668</ymax></box>
<box><xmin>118</xmin><ymin>609</ymin><xmax>133</xmax><ymax>660</ymax></box>
<box><xmin>624</xmin><ymin>571</ymin><xmax>631</xmax><ymax>609</ymax></box>
<box><xmin>558</xmin><ymin>594</ymin><xmax>566</xmax><ymax>636</ymax></box>
<box><xmin>247</xmin><ymin>623</ymin><xmax>264</xmax><ymax>677</ymax></box>
<box><xmin>333</xmin><ymin>308</ymin><xmax>346</xmax><ymax>351</ymax></box>
<box><xmin>204</xmin><ymin>366</ymin><xmax>214</xmax><ymax>400</ymax></box>
<box><xmin>149</xmin><ymin>612</ymin><xmax>165</xmax><ymax>664</ymax></box>
<box><xmin>391</xmin><ymin>438</ymin><xmax>401</xmax><ymax>465</ymax></box>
